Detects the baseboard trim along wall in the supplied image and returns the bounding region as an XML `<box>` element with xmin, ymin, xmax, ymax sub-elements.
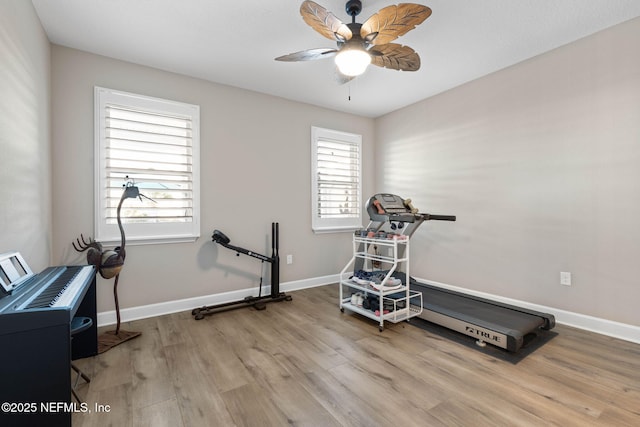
<box><xmin>97</xmin><ymin>274</ymin><xmax>640</xmax><ymax>345</ymax></box>
<box><xmin>96</xmin><ymin>274</ymin><xmax>339</xmax><ymax>327</ymax></box>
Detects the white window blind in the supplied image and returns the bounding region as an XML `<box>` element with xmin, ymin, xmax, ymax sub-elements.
<box><xmin>95</xmin><ymin>87</ymin><xmax>200</xmax><ymax>244</ymax></box>
<box><xmin>311</xmin><ymin>126</ymin><xmax>362</xmax><ymax>233</ymax></box>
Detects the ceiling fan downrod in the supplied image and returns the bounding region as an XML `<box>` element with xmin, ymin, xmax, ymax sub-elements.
<box><xmin>345</xmin><ymin>0</ymin><xmax>362</xmax><ymax>23</ymax></box>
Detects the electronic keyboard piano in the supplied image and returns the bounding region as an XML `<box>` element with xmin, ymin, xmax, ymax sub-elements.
<box><xmin>0</xmin><ymin>252</ymin><xmax>97</xmax><ymax>427</ymax></box>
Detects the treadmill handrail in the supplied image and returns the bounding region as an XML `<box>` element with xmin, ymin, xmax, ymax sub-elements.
<box><xmin>421</xmin><ymin>213</ymin><xmax>456</xmax><ymax>221</ymax></box>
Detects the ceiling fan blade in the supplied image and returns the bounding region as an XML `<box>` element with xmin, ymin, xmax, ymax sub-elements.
<box><xmin>361</xmin><ymin>3</ymin><xmax>432</xmax><ymax>45</ymax></box>
<box><xmin>334</xmin><ymin>68</ymin><xmax>356</xmax><ymax>85</ymax></box>
<box><xmin>275</xmin><ymin>48</ymin><xmax>337</xmax><ymax>62</ymax></box>
<box><xmin>300</xmin><ymin>0</ymin><xmax>352</xmax><ymax>42</ymax></box>
<box><xmin>369</xmin><ymin>43</ymin><xmax>420</xmax><ymax>71</ymax></box>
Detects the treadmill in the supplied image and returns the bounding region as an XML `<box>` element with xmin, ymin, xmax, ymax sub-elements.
<box><xmin>363</xmin><ymin>194</ymin><xmax>555</xmax><ymax>352</ymax></box>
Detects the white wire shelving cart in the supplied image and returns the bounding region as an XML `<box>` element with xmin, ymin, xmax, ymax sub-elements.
<box><xmin>339</xmin><ymin>235</ymin><xmax>423</xmax><ymax>331</ymax></box>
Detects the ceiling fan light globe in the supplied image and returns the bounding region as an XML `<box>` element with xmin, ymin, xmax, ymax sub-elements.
<box><xmin>335</xmin><ymin>49</ymin><xmax>371</xmax><ymax>76</ymax></box>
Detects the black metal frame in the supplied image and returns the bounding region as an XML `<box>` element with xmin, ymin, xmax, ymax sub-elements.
<box><xmin>191</xmin><ymin>222</ymin><xmax>292</xmax><ymax>320</ymax></box>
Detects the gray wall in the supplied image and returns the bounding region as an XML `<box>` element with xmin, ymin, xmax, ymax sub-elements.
<box><xmin>50</xmin><ymin>46</ymin><xmax>375</xmax><ymax>312</ymax></box>
<box><xmin>375</xmin><ymin>17</ymin><xmax>640</xmax><ymax>326</ymax></box>
<box><xmin>2</xmin><ymin>0</ymin><xmax>638</xmax><ymax>329</ymax></box>
<box><xmin>0</xmin><ymin>1</ymin><xmax>51</xmax><ymax>271</ymax></box>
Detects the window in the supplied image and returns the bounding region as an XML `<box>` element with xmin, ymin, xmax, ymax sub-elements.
<box><xmin>94</xmin><ymin>87</ymin><xmax>200</xmax><ymax>245</ymax></box>
<box><xmin>311</xmin><ymin>126</ymin><xmax>362</xmax><ymax>233</ymax></box>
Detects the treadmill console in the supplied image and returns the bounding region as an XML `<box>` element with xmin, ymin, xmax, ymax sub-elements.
<box><xmin>374</xmin><ymin>194</ymin><xmax>406</xmax><ymax>212</ymax></box>
<box><xmin>366</xmin><ymin>193</ymin><xmax>457</xmax><ymax>224</ymax></box>
<box><xmin>366</xmin><ymin>193</ymin><xmax>417</xmax><ymax>223</ymax></box>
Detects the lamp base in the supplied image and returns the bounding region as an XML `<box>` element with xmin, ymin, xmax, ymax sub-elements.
<box><xmin>97</xmin><ymin>329</ymin><xmax>141</xmax><ymax>354</ymax></box>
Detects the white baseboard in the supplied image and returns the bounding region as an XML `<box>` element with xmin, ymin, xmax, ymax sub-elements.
<box><xmin>98</xmin><ymin>273</ymin><xmax>639</xmax><ymax>346</ymax></box>
<box><xmin>96</xmin><ymin>274</ymin><xmax>339</xmax><ymax>327</ymax></box>
<box><xmin>416</xmin><ymin>277</ymin><xmax>640</xmax><ymax>345</ymax></box>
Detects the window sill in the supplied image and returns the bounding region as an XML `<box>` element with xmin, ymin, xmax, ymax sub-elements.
<box><xmin>312</xmin><ymin>226</ymin><xmax>361</xmax><ymax>234</ymax></box>
<box><xmin>97</xmin><ymin>235</ymin><xmax>199</xmax><ymax>247</ymax></box>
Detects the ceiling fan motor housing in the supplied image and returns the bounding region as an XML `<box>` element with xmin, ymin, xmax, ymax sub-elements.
<box><xmin>345</xmin><ymin>0</ymin><xmax>362</xmax><ymax>18</ymax></box>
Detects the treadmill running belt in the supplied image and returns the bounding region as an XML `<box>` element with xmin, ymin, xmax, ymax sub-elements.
<box><xmin>418</xmin><ymin>284</ymin><xmax>545</xmax><ymax>332</ymax></box>
<box><xmin>412</xmin><ymin>282</ymin><xmax>555</xmax><ymax>352</ymax></box>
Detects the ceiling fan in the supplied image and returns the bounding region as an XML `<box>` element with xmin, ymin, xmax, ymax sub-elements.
<box><xmin>275</xmin><ymin>0</ymin><xmax>432</xmax><ymax>82</ymax></box>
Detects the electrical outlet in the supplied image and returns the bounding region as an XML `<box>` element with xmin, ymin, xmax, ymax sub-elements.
<box><xmin>286</xmin><ymin>254</ymin><xmax>293</xmax><ymax>265</ymax></box>
<box><xmin>560</xmin><ymin>271</ymin><xmax>572</xmax><ymax>286</ymax></box>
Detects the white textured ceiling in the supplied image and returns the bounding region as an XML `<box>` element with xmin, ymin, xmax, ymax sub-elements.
<box><xmin>32</xmin><ymin>0</ymin><xmax>640</xmax><ymax>118</ymax></box>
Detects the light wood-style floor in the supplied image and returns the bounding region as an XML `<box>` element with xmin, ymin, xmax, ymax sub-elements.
<box><xmin>72</xmin><ymin>284</ymin><xmax>640</xmax><ymax>427</ymax></box>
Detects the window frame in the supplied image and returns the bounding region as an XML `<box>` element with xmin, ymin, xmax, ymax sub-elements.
<box><xmin>311</xmin><ymin>126</ymin><xmax>363</xmax><ymax>234</ymax></box>
<box><xmin>94</xmin><ymin>86</ymin><xmax>200</xmax><ymax>245</ymax></box>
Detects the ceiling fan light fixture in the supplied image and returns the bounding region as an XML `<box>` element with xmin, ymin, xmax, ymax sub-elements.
<box><xmin>335</xmin><ymin>48</ymin><xmax>371</xmax><ymax>76</ymax></box>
